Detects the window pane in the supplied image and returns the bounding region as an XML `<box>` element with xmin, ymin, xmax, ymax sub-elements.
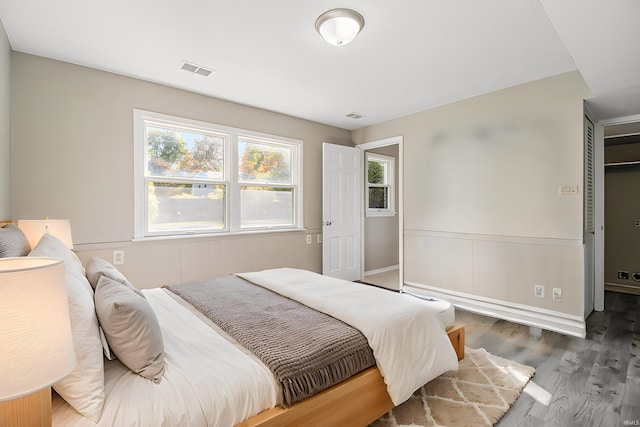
<box><xmin>241</xmin><ymin>187</ymin><xmax>293</xmax><ymax>228</ymax></box>
<box><xmin>368</xmin><ymin>160</ymin><xmax>386</xmax><ymax>184</ymax></box>
<box><xmin>148</xmin><ymin>182</ymin><xmax>225</xmax><ymax>232</ymax></box>
<box><xmin>146</xmin><ymin>126</ymin><xmax>224</xmax><ymax>180</ymax></box>
<box><xmin>369</xmin><ymin>187</ymin><xmax>388</xmax><ymax>209</ymax></box>
<box><xmin>238</xmin><ymin>140</ymin><xmax>292</xmax><ymax>184</ymax></box>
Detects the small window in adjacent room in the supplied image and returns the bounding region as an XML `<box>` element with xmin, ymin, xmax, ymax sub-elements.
<box><xmin>366</xmin><ymin>153</ymin><xmax>395</xmax><ymax>217</ymax></box>
<box><xmin>134</xmin><ymin>109</ymin><xmax>303</xmax><ymax>238</ymax></box>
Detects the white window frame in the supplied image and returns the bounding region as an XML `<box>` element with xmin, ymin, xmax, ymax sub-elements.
<box><xmin>134</xmin><ymin>109</ymin><xmax>303</xmax><ymax>238</ymax></box>
<box><xmin>365</xmin><ymin>152</ymin><xmax>395</xmax><ymax>217</ymax></box>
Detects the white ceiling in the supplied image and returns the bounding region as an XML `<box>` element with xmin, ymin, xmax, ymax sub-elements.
<box><xmin>1</xmin><ymin>0</ymin><xmax>639</xmax><ymax>130</ymax></box>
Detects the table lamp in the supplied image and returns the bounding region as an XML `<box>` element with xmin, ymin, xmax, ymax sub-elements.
<box><xmin>0</xmin><ymin>257</ymin><xmax>76</xmax><ymax>427</ymax></box>
<box><xmin>17</xmin><ymin>219</ymin><xmax>74</xmax><ymax>250</ymax></box>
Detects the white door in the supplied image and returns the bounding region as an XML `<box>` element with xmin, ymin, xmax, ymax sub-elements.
<box><xmin>584</xmin><ymin>115</ymin><xmax>595</xmax><ymax>315</ymax></box>
<box><xmin>322</xmin><ymin>143</ymin><xmax>362</xmax><ymax>281</ymax></box>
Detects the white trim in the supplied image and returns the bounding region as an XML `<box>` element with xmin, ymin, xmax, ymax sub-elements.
<box><xmin>74</xmin><ymin>228</ymin><xmax>309</xmax><ymax>252</ymax></box>
<box><xmin>598</xmin><ymin>113</ymin><xmax>640</xmax><ymax>126</ymax></box>
<box><xmin>357</xmin><ymin>136</ymin><xmax>402</xmax><ymax>150</ymax></box>
<box><xmin>405</xmin><ymin>229</ymin><xmax>583</xmax><ymax>247</ymax></box>
<box><xmin>594</xmin><ymin>121</ymin><xmax>605</xmax><ymax>311</ymax></box>
<box><xmin>364</xmin><ymin>264</ymin><xmax>400</xmax><ymax>277</ymax></box>
<box><xmin>133</xmin><ymin>109</ymin><xmax>146</xmax><ymax>239</ymax></box>
<box><xmin>404</xmin><ymin>281</ymin><xmax>587</xmax><ymax>338</ymax></box>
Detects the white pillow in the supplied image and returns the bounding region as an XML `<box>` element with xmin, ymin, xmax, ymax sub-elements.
<box><xmin>85</xmin><ymin>256</ymin><xmax>144</xmax><ymax>298</ymax></box>
<box><xmin>29</xmin><ymin>233</ymin><xmax>104</xmax><ymax>421</ymax></box>
<box><xmin>95</xmin><ymin>276</ymin><xmax>165</xmax><ymax>383</ymax></box>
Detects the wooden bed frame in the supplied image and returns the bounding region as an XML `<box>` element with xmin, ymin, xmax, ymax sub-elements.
<box><xmin>237</xmin><ymin>325</ymin><xmax>465</xmax><ymax>427</ymax></box>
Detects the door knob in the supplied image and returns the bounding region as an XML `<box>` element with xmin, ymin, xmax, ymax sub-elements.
<box><xmin>323</xmin><ymin>220</ymin><xmax>332</xmax><ymax>226</ymax></box>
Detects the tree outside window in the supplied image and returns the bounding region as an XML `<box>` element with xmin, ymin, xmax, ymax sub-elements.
<box><xmin>134</xmin><ymin>109</ymin><xmax>302</xmax><ymax>237</ymax></box>
<box><xmin>366</xmin><ymin>153</ymin><xmax>395</xmax><ymax>217</ymax></box>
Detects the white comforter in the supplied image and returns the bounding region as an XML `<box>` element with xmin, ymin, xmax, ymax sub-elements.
<box><xmin>238</xmin><ymin>268</ymin><xmax>459</xmax><ymax>405</ymax></box>
<box><xmin>52</xmin><ymin>289</ymin><xmax>278</xmax><ymax>427</ymax></box>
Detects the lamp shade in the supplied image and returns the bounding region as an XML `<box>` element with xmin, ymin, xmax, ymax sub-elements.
<box><xmin>0</xmin><ymin>257</ymin><xmax>76</xmax><ymax>402</ymax></box>
<box><xmin>17</xmin><ymin>219</ymin><xmax>74</xmax><ymax>250</ymax></box>
<box><xmin>315</xmin><ymin>9</ymin><xmax>365</xmax><ymax>46</ymax></box>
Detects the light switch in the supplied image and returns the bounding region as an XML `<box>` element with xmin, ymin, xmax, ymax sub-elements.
<box><xmin>559</xmin><ymin>185</ymin><xmax>578</xmax><ymax>195</ymax></box>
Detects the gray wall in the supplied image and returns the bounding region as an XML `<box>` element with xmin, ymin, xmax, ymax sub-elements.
<box><xmin>604</xmin><ymin>142</ymin><xmax>640</xmax><ymax>289</ymax></box>
<box><xmin>0</xmin><ymin>21</ymin><xmax>10</xmax><ymax>220</ymax></box>
<box><xmin>11</xmin><ymin>52</ymin><xmax>352</xmax><ymax>287</ymax></box>
<box><xmin>353</xmin><ymin>71</ymin><xmax>592</xmax><ymax>323</ymax></box>
<box><xmin>364</xmin><ymin>144</ymin><xmax>399</xmax><ymax>271</ymax></box>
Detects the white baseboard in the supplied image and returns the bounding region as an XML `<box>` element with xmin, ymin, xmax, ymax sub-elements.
<box><xmin>364</xmin><ymin>264</ymin><xmax>399</xmax><ymax>276</ymax></box>
<box><xmin>404</xmin><ymin>281</ymin><xmax>587</xmax><ymax>338</ymax></box>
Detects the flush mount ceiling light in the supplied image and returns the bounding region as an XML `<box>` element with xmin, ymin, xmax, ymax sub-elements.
<box><xmin>315</xmin><ymin>8</ymin><xmax>365</xmax><ymax>46</ymax></box>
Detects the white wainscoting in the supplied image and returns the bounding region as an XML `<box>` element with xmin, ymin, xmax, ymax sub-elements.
<box><xmin>404</xmin><ymin>230</ymin><xmax>586</xmax><ymax>337</ymax></box>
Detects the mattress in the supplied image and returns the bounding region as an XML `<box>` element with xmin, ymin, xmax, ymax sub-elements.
<box><xmin>52</xmin><ymin>270</ymin><xmax>458</xmax><ymax>426</ymax></box>
<box><xmin>238</xmin><ymin>268</ymin><xmax>458</xmax><ymax>405</ymax></box>
<box><xmin>402</xmin><ymin>292</ymin><xmax>456</xmax><ymax>328</ymax></box>
<box><xmin>52</xmin><ymin>288</ymin><xmax>278</xmax><ymax>427</ymax></box>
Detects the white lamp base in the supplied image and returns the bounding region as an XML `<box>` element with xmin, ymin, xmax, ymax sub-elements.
<box><xmin>0</xmin><ymin>387</ymin><xmax>51</xmax><ymax>427</ymax></box>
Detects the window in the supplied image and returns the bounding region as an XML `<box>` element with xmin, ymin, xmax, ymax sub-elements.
<box><xmin>366</xmin><ymin>152</ymin><xmax>395</xmax><ymax>217</ymax></box>
<box><xmin>134</xmin><ymin>110</ymin><xmax>302</xmax><ymax>238</ymax></box>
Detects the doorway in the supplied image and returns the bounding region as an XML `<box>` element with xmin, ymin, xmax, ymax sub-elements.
<box><xmin>602</xmin><ymin>121</ymin><xmax>640</xmax><ymax>295</ymax></box>
<box><xmin>590</xmin><ymin>113</ymin><xmax>640</xmax><ymax>311</ymax></box>
<box><xmin>357</xmin><ymin>136</ymin><xmax>403</xmax><ymax>291</ymax></box>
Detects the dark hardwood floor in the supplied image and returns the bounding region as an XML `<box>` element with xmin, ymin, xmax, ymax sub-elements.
<box><xmin>459</xmin><ymin>291</ymin><xmax>640</xmax><ymax>427</ymax></box>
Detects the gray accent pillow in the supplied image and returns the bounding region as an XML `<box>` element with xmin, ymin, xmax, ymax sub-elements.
<box><xmin>0</xmin><ymin>224</ymin><xmax>31</xmax><ymax>257</ymax></box>
<box><xmin>85</xmin><ymin>256</ymin><xmax>144</xmax><ymax>298</ymax></box>
<box><xmin>95</xmin><ymin>275</ymin><xmax>165</xmax><ymax>383</ymax></box>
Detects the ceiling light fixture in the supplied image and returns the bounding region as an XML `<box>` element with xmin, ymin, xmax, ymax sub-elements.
<box><xmin>315</xmin><ymin>9</ymin><xmax>365</xmax><ymax>46</ymax></box>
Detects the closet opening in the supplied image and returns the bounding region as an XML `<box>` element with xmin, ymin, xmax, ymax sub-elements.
<box><xmin>603</xmin><ymin>121</ymin><xmax>640</xmax><ymax>295</ymax></box>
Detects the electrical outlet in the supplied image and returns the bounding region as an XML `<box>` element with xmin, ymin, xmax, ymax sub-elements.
<box><xmin>306</xmin><ymin>234</ymin><xmax>312</xmax><ymax>244</ymax></box>
<box><xmin>317</xmin><ymin>234</ymin><xmax>322</xmax><ymax>244</ymax></box>
<box><xmin>618</xmin><ymin>270</ymin><xmax>629</xmax><ymax>280</ymax></box>
<box><xmin>552</xmin><ymin>288</ymin><xmax>562</xmax><ymax>301</ymax></box>
<box><xmin>113</xmin><ymin>250</ymin><xmax>125</xmax><ymax>265</ymax></box>
<box><xmin>534</xmin><ymin>285</ymin><xmax>544</xmax><ymax>298</ymax></box>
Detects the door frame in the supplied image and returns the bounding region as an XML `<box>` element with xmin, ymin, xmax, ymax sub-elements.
<box><xmin>593</xmin><ymin>112</ymin><xmax>640</xmax><ymax>310</ymax></box>
<box><xmin>356</xmin><ymin>136</ymin><xmax>404</xmax><ymax>291</ymax></box>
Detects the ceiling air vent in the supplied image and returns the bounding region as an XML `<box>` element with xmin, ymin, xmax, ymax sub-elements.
<box><xmin>345</xmin><ymin>112</ymin><xmax>364</xmax><ymax>119</ymax></box>
<box><xmin>180</xmin><ymin>61</ymin><xmax>214</xmax><ymax>77</ymax></box>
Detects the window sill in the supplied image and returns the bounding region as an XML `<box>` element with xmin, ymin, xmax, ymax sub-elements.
<box><xmin>366</xmin><ymin>211</ymin><xmax>396</xmax><ymax>218</ymax></box>
<box><xmin>132</xmin><ymin>227</ymin><xmax>307</xmax><ymax>243</ymax></box>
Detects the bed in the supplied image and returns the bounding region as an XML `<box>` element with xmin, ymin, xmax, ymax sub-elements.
<box><xmin>0</xmin><ymin>223</ymin><xmax>464</xmax><ymax>427</ymax></box>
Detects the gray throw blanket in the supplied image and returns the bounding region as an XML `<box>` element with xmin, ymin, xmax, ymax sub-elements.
<box><xmin>168</xmin><ymin>275</ymin><xmax>376</xmax><ymax>406</ymax></box>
